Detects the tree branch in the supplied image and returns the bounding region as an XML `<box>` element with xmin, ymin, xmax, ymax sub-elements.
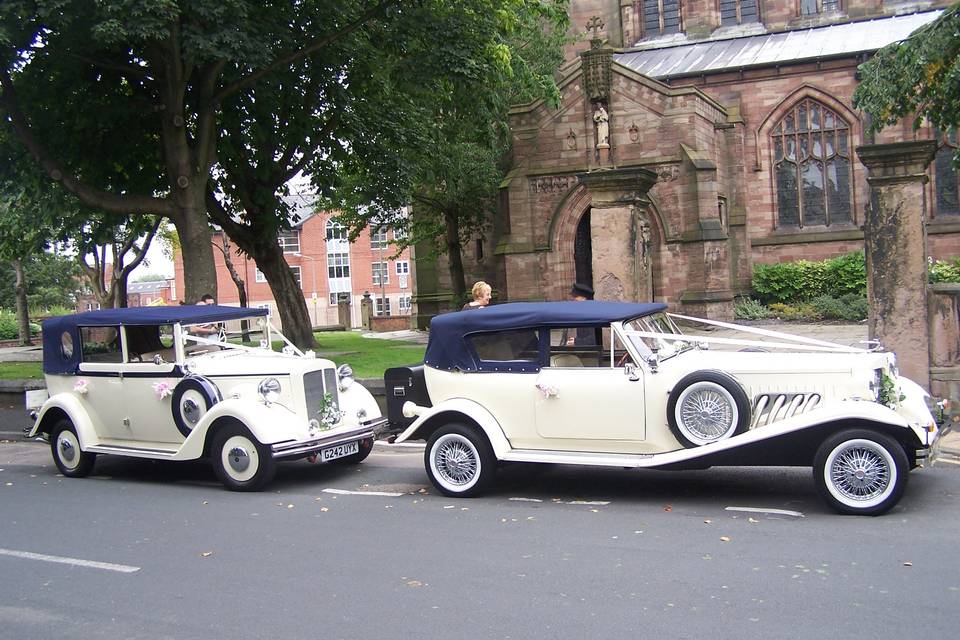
<box><xmin>64</xmin><ymin>51</ymin><xmax>151</xmax><ymax>80</ymax></box>
<box><xmin>0</xmin><ymin>70</ymin><xmax>175</xmax><ymax>217</ymax></box>
<box><xmin>214</xmin><ymin>0</ymin><xmax>399</xmax><ymax>104</ymax></box>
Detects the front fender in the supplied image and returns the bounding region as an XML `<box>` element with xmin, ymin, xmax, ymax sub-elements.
<box><xmin>30</xmin><ymin>394</ymin><xmax>98</xmax><ymax>448</ymax></box>
<box><xmin>394</xmin><ymin>398</ymin><xmax>512</xmax><ymax>458</ymax></box>
<box><xmin>176</xmin><ymin>398</ymin><xmax>307</xmax><ymax>460</ymax></box>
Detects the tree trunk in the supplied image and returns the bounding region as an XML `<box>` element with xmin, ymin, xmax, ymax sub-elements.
<box><xmin>443</xmin><ymin>209</ymin><xmax>467</xmax><ymax>304</ymax></box>
<box><xmin>219</xmin><ymin>235</ymin><xmax>250</xmax><ymax>341</ymax></box>
<box><xmin>254</xmin><ymin>244</ymin><xmax>317</xmax><ymax>349</ymax></box>
<box><xmin>12</xmin><ymin>259</ymin><xmax>32</xmax><ymax>346</ymax></box>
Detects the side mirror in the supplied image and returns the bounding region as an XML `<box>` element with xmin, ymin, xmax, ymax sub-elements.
<box><xmin>624</xmin><ymin>362</ymin><xmax>641</xmax><ymax>382</ymax></box>
<box><xmin>645</xmin><ymin>353</ymin><xmax>660</xmax><ymax>373</ymax></box>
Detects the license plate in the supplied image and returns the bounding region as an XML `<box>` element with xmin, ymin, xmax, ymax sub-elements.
<box><xmin>320</xmin><ymin>441</ymin><xmax>359</xmax><ymax>462</ymax></box>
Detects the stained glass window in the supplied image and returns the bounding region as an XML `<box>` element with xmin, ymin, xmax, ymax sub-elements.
<box><xmin>772</xmin><ymin>99</ymin><xmax>852</xmax><ymax>228</ymax></box>
<box><xmin>935</xmin><ymin>129</ymin><xmax>959</xmax><ymax>216</ymax></box>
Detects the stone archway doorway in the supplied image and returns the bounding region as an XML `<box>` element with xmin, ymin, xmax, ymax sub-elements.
<box><xmin>574</xmin><ymin>208</ymin><xmax>593</xmax><ymax>291</ymax></box>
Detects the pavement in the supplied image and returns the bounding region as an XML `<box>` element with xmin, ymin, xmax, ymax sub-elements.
<box><xmin>2</xmin><ymin>322</ymin><xmax>957</xmax><ymax>460</ymax></box>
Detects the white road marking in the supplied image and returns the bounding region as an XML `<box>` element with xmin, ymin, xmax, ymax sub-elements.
<box><xmin>509</xmin><ymin>497</ymin><xmax>543</xmax><ymax>502</ymax></box>
<box><xmin>322</xmin><ymin>488</ymin><xmax>405</xmax><ymax>497</ymax></box>
<box><xmin>0</xmin><ymin>548</ymin><xmax>140</xmax><ymax>573</ymax></box>
<box><xmin>725</xmin><ymin>506</ymin><xmax>805</xmax><ymax>518</ymax></box>
<box><xmin>566</xmin><ymin>500</ymin><xmax>611</xmax><ymax>506</ymax></box>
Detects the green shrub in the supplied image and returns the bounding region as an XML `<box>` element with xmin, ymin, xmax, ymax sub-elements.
<box><xmin>752</xmin><ymin>262</ymin><xmax>811</xmax><ymax>304</ymax></box>
<box><xmin>0</xmin><ymin>311</ymin><xmax>40</xmax><ymax>340</ymax></box>
<box><xmin>929</xmin><ymin>258</ymin><xmax>960</xmax><ymax>284</ymax></box>
<box><xmin>823</xmin><ymin>251</ymin><xmax>867</xmax><ymax>297</ymax></box>
<box><xmin>733</xmin><ymin>297</ymin><xmax>772</xmax><ymax>320</ymax></box>
<box><xmin>768</xmin><ymin>302</ymin><xmax>818</xmax><ymax>320</ymax></box>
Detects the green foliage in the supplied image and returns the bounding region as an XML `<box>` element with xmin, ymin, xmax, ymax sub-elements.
<box><xmin>809</xmin><ymin>294</ymin><xmax>868</xmax><ymax>322</ymax></box>
<box><xmin>0</xmin><ymin>362</ymin><xmax>43</xmax><ymax>379</ymax></box>
<box><xmin>854</xmin><ymin>3</ymin><xmax>960</xmax><ymax>165</ymax></box>
<box><xmin>0</xmin><ymin>252</ymin><xmax>82</xmax><ymax>310</ymax></box>
<box><xmin>0</xmin><ymin>310</ymin><xmax>40</xmax><ymax>339</ymax></box>
<box><xmin>929</xmin><ymin>257</ymin><xmax>960</xmax><ymax>283</ymax></box>
<box><xmin>733</xmin><ymin>296</ymin><xmax>771</xmax><ymax>320</ymax></box>
<box><xmin>753</xmin><ymin>251</ymin><xmax>866</xmax><ymax>304</ymax></box>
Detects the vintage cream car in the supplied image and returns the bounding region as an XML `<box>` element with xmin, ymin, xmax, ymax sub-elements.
<box><xmin>27</xmin><ymin>305</ymin><xmax>385</xmax><ymax>490</ymax></box>
<box><xmin>385</xmin><ymin>301</ymin><xmax>944</xmax><ymax>515</ymax></box>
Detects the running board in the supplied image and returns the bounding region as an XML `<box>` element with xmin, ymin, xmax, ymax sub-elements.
<box><xmin>86</xmin><ymin>444</ymin><xmax>180</xmax><ymax>459</ymax></box>
<box><xmin>501</xmin><ymin>449</ymin><xmax>655</xmax><ymax>467</ymax></box>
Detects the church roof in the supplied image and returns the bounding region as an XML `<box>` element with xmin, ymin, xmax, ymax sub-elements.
<box><xmin>615</xmin><ymin>9</ymin><xmax>942</xmax><ymax>80</ymax></box>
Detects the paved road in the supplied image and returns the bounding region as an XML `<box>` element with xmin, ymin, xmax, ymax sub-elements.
<box><xmin>1</xmin><ymin>437</ymin><xmax>958</xmax><ymax>640</ymax></box>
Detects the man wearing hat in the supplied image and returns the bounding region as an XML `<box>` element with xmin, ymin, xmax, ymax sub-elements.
<box><xmin>564</xmin><ymin>282</ymin><xmax>596</xmax><ymax>345</ymax></box>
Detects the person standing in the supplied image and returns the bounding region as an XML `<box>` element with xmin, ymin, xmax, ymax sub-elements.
<box><xmin>462</xmin><ymin>281</ymin><xmax>492</xmax><ymax>310</ymax></box>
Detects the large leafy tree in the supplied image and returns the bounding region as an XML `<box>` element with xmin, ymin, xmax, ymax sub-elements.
<box><xmin>854</xmin><ymin>2</ymin><xmax>960</xmax><ymax>161</ymax></box>
<box><xmin>0</xmin><ymin>0</ymin><xmax>404</xmax><ymax>307</ymax></box>
<box><xmin>329</xmin><ymin>1</ymin><xmax>570</xmax><ymax>301</ymax></box>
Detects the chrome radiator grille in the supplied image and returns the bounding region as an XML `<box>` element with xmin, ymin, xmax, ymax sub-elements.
<box><xmin>751</xmin><ymin>393</ymin><xmax>821</xmax><ymax>428</ymax></box>
<box><xmin>303</xmin><ymin>368</ymin><xmax>340</xmax><ymax>422</ymax></box>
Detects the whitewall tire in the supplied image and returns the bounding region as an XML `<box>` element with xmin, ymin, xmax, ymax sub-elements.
<box><xmin>425</xmin><ymin>424</ymin><xmax>496</xmax><ymax>497</ymax></box>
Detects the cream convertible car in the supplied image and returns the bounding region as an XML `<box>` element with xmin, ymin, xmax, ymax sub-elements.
<box><xmin>27</xmin><ymin>305</ymin><xmax>385</xmax><ymax>490</ymax></box>
<box><xmin>385</xmin><ymin>301</ymin><xmax>944</xmax><ymax>515</ymax></box>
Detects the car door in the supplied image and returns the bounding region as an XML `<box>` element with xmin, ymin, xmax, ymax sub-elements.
<box><xmin>534</xmin><ymin>326</ymin><xmax>645</xmax><ymax>443</ymax></box>
<box><xmin>119</xmin><ymin>324</ymin><xmax>183</xmax><ymax>444</ymax></box>
<box><xmin>76</xmin><ymin>325</ymin><xmax>129</xmax><ymax>441</ymax></box>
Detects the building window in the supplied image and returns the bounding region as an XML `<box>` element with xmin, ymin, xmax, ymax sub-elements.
<box><xmin>278</xmin><ymin>230</ymin><xmax>300</xmax><ymax>253</ymax></box>
<box><xmin>375</xmin><ymin>296</ymin><xmax>391</xmax><ymax>316</ymax></box>
<box><xmin>720</xmin><ymin>0</ymin><xmax>758</xmax><ymax>25</ymax></box>
<box><xmin>327</xmin><ymin>252</ymin><xmax>350</xmax><ymax>279</ymax></box>
<box><xmin>395</xmin><ymin>260</ymin><xmax>410</xmax><ymax>276</ymax></box>
<box><xmin>393</xmin><ymin>225</ymin><xmax>407</xmax><ymax>240</ymax></box>
<box><xmin>258</xmin><ymin>266</ymin><xmax>301</xmax><ymax>287</ymax></box>
<box><xmin>326</xmin><ymin>220</ymin><xmax>348</xmax><ymax>241</ymax></box>
<box><xmin>290</xmin><ymin>265</ymin><xmax>302</xmax><ymax>288</ymax></box>
<box><xmin>370</xmin><ymin>227</ymin><xmax>388</xmax><ymax>250</ymax></box>
<box><xmin>372</xmin><ymin>262</ymin><xmax>389</xmax><ymax>285</ymax></box>
<box><xmin>329</xmin><ymin>291</ymin><xmax>351</xmax><ymax>305</ymax></box>
<box><xmin>935</xmin><ymin>129</ymin><xmax>959</xmax><ymax>216</ymax></box>
<box><xmin>642</xmin><ymin>0</ymin><xmax>681</xmax><ymax>36</ymax></box>
<box><xmin>255</xmin><ymin>268</ymin><xmax>267</xmax><ymax>283</ymax></box>
<box><xmin>399</xmin><ymin>294</ymin><xmax>412</xmax><ymax>314</ymax></box>
<box><xmin>772</xmin><ymin>99</ymin><xmax>852</xmax><ymax>228</ymax></box>
<box><xmin>800</xmin><ymin>0</ymin><xmax>839</xmax><ymax>16</ymax></box>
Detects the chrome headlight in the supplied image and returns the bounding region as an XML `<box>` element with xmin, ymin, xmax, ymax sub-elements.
<box><xmin>337</xmin><ymin>363</ymin><xmax>354</xmax><ymax>391</ymax></box>
<box><xmin>258</xmin><ymin>377</ymin><xmax>281</xmax><ymax>404</ymax></box>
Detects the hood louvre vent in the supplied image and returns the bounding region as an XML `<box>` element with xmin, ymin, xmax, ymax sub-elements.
<box><xmin>751</xmin><ymin>393</ymin><xmax>821</xmax><ymax>427</ymax></box>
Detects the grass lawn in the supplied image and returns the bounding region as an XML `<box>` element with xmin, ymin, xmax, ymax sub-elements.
<box><xmin>0</xmin><ymin>362</ymin><xmax>43</xmax><ymax>379</ymax></box>
<box><xmin>312</xmin><ymin>331</ymin><xmax>425</xmax><ymax>379</ymax></box>
<box><xmin>0</xmin><ymin>331</ymin><xmax>425</xmax><ymax>382</ymax></box>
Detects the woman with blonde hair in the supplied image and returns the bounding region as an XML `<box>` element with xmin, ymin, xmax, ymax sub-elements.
<box><xmin>462</xmin><ymin>281</ymin><xmax>492</xmax><ymax>310</ymax></box>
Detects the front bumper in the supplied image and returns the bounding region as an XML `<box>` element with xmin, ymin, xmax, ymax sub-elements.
<box><xmin>269</xmin><ymin>417</ymin><xmax>387</xmax><ymax>459</ymax></box>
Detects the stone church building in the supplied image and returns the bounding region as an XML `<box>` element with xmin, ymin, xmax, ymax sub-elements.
<box><xmin>413</xmin><ymin>0</ymin><xmax>959</xmax><ymax>323</ymax></box>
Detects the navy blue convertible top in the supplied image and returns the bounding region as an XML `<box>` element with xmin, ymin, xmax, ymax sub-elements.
<box><xmin>424</xmin><ymin>301</ymin><xmax>666</xmax><ymax>372</ymax></box>
<box><xmin>42</xmin><ymin>305</ymin><xmax>268</xmax><ymax>375</ymax></box>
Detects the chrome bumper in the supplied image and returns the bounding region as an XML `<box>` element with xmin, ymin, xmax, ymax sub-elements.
<box><xmin>269</xmin><ymin>417</ymin><xmax>387</xmax><ymax>459</ymax></box>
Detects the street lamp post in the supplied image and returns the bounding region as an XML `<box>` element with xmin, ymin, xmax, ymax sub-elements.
<box><xmin>294</xmin><ymin>253</ymin><xmax>318</xmax><ymax>327</ymax></box>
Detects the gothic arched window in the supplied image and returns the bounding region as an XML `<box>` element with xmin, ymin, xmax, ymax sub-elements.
<box><xmin>642</xmin><ymin>0</ymin><xmax>681</xmax><ymax>36</ymax></box>
<box><xmin>934</xmin><ymin>129</ymin><xmax>958</xmax><ymax>216</ymax></box>
<box><xmin>772</xmin><ymin>99</ymin><xmax>853</xmax><ymax>228</ymax></box>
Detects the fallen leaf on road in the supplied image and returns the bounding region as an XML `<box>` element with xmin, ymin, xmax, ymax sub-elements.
<box><xmin>748</xmin><ymin>517</ymin><xmax>759</xmax><ymax>523</ymax></box>
<box><xmin>720</xmin><ymin>536</ymin><xmax>731</xmax><ymax>542</ymax></box>
<box><xmin>287</xmin><ymin>504</ymin><xmax>294</xmax><ymax>509</ymax></box>
<box><xmin>903</xmin><ymin>561</ymin><xmax>913</xmax><ymax>567</ymax></box>
<box><xmin>704</xmin><ymin>519</ymin><xmax>712</xmax><ymax>524</ymax></box>
<box><xmin>405</xmin><ymin>580</ymin><xmax>423</xmax><ymax>587</ymax></box>
<box><xmin>201</xmin><ymin>551</ymin><xmax>213</xmax><ymax>557</ymax></box>
<box><xmin>663</xmin><ymin>505</ymin><xmax>672</xmax><ymax>512</ymax></box>
<box><xmin>320</xmin><ymin>507</ymin><xmax>329</xmax><ymax>512</ymax></box>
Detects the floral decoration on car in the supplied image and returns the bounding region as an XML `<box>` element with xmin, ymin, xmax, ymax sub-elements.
<box><xmin>73</xmin><ymin>379</ymin><xmax>89</xmax><ymax>395</ymax></box>
<box><xmin>152</xmin><ymin>381</ymin><xmax>173</xmax><ymax>400</ymax></box>
<box><xmin>316</xmin><ymin>393</ymin><xmax>344</xmax><ymax>430</ymax></box>
<box><xmin>535</xmin><ymin>383</ymin><xmax>559</xmax><ymax>398</ymax></box>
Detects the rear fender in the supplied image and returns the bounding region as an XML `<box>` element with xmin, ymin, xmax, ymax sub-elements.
<box><xmin>30</xmin><ymin>394</ymin><xmax>98</xmax><ymax>448</ymax></box>
<box><xmin>394</xmin><ymin>398</ymin><xmax>512</xmax><ymax>458</ymax></box>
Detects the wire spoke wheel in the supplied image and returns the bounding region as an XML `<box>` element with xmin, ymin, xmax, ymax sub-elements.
<box><xmin>678</xmin><ymin>384</ymin><xmax>736</xmax><ymax>442</ymax></box>
<box><xmin>424</xmin><ymin>424</ymin><xmax>496</xmax><ymax>497</ymax></box>
<box><xmin>814</xmin><ymin>430</ymin><xmax>908</xmax><ymax>516</ymax></box>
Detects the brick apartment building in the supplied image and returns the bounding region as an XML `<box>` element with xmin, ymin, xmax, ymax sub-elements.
<box><xmin>413</xmin><ymin>0</ymin><xmax>960</xmax><ymax>324</ymax></box>
<box><xmin>173</xmin><ymin>197</ymin><xmax>414</xmax><ymax>329</ymax></box>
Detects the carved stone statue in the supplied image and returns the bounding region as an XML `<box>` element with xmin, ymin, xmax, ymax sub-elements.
<box><xmin>593</xmin><ymin>103</ymin><xmax>610</xmax><ymax>149</ymax></box>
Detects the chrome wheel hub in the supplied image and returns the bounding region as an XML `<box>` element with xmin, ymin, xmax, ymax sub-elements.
<box><xmin>59</xmin><ymin>438</ymin><xmax>76</xmax><ymax>463</ymax></box>
<box><xmin>435</xmin><ymin>440</ymin><xmax>478</xmax><ymax>486</ymax></box>
<box><xmin>680</xmin><ymin>387</ymin><xmax>734</xmax><ymax>440</ymax></box>
<box><xmin>227</xmin><ymin>446</ymin><xmax>251</xmax><ymax>473</ymax></box>
<box><xmin>182</xmin><ymin>398</ymin><xmax>200</xmax><ymax>425</ymax></box>
<box><xmin>831</xmin><ymin>445</ymin><xmax>889</xmax><ymax>501</ymax></box>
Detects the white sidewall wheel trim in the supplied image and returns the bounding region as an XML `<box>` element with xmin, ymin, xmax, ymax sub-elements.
<box><xmin>171</xmin><ymin>376</ymin><xmax>221</xmax><ymax>437</ymax></box>
<box><xmin>667</xmin><ymin>371</ymin><xmax>750</xmax><ymax>448</ymax></box>
<box><xmin>813</xmin><ymin>429</ymin><xmax>909</xmax><ymax>516</ymax></box>
<box><xmin>425</xmin><ymin>423</ymin><xmax>496</xmax><ymax>497</ymax></box>
<box><xmin>211</xmin><ymin>423</ymin><xmax>276</xmax><ymax>491</ymax></box>
<box><xmin>50</xmin><ymin>419</ymin><xmax>96</xmax><ymax>478</ymax></box>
